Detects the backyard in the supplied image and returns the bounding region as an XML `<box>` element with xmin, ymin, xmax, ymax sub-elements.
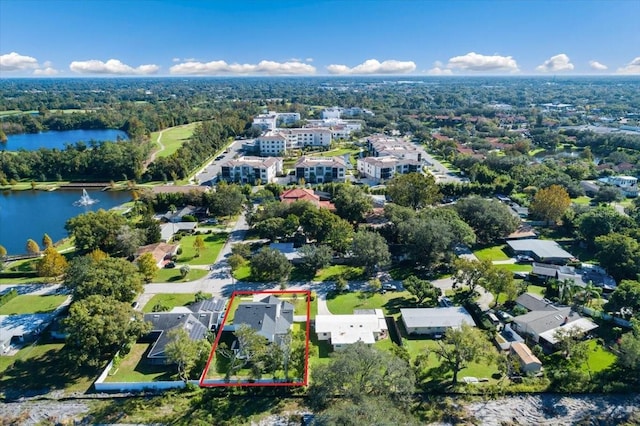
<box><xmin>104</xmin><ymin>343</ymin><xmax>174</xmax><ymax>382</ymax></box>
<box><xmin>0</xmin><ymin>340</ymin><xmax>100</xmax><ymax>397</ymax></box>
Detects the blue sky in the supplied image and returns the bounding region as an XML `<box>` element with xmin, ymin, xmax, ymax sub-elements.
<box><xmin>1</xmin><ymin>0</ymin><xmax>639</xmax><ymax>76</ymax></box>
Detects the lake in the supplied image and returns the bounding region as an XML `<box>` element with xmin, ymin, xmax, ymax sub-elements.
<box><xmin>0</xmin><ymin>189</ymin><xmax>131</xmax><ymax>255</ymax></box>
<box><xmin>1</xmin><ymin>129</ymin><xmax>129</xmax><ymax>151</ymax></box>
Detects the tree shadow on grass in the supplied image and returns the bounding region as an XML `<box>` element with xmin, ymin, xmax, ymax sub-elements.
<box><xmin>383</xmin><ymin>296</ymin><xmax>416</xmax><ymax>315</ymax></box>
<box><xmin>0</xmin><ymin>343</ymin><xmax>100</xmax><ymax>400</ymax></box>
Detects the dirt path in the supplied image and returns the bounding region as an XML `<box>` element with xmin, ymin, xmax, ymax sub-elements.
<box><xmin>142</xmin><ymin>129</ymin><xmax>166</xmax><ymax>171</ymax></box>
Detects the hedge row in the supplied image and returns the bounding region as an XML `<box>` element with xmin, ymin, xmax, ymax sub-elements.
<box><xmin>0</xmin><ymin>288</ymin><xmax>19</xmax><ymax>307</ymax></box>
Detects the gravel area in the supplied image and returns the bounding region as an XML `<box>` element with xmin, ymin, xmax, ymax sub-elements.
<box><xmin>1</xmin><ymin>394</ymin><xmax>637</xmax><ymax>425</ymax></box>
<box><xmin>466</xmin><ymin>393</ymin><xmax>640</xmax><ymax>426</ymax></box>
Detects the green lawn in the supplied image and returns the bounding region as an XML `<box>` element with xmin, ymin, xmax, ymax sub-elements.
<box><xmin>105</xmin><ymin>343</ymin><xmax>174</xmax><ymax>382</ymax></box>
<box><xmin>314</xmin><ymin>265</ymin><xmax>364</xmax><ymax>281</ymax></box>
<box><xmin>326</xmin><ymin>290</ymin><xmax>417</xmax><ymax>316</ymax></box>
<box><xmin>474</xmin><ymin>245</ymin><xmax>510</xmax><ymax>261</ymax></box>
<box><xmin>314</xmin><ymin>148</ymin><xmax>360</xmax><ymax>157</ymax></box>
<box><xmin>232</xmin><ymin>264</ymin><xmax>252</xmax><ymax>281</ymax></box>
<box><xmin>494</xmin><ymin>263</ymin><xmax>533</xmax><ymax>273</ymax></box>
<box><xmin>233</xmin><ymin>263</ymin><xmax>364</xmax><ymax>283</ymax></box>
<box><xmin>584</xmin><ymin>339</ymin><xmax>616</xmax><ymax>373</ymax></box>
<box><xmin>174</xmin><ymin>233</ymin><xmax>228</xmax><ymax>265</ymax></box>
<box><xmin>527</xmin><ymin>284</ymin><xmax>546</xmax><ymax>296</ymax></box>
<box><xmin>0</xmin><ymin>276</ymin><xmax>45</xmax><ymax>285</ymax></box>
<box><xmin>571</xmin><ymin>196</ymin><xmax>592</xmax><ymax>205</ymax></box>
<box><xmin>151</xmin><ymin>122</ymin><xmax>199</xmax><ymax>158</ymax></box>
<box><xmin>0</xmin><ymin>341</ymin><xmax>101</xmax><ymax>396</ymax></box>
<box><xmin>0</xmin><ymin>294</ymin><xmax>67</xmax><ymax>315</ymax></box>
<box><xmin>143</xmin><ymin>293</ymin><xmax>212</xmax><ymax>313</ymax></box>
<box><xmin>152</xmin><ymin>267</ymin><xmax>208</xmax><ymax>283</ymax></box>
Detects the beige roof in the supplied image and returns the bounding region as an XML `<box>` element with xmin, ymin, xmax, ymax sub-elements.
<box><xmin>510</xmin><ymin>342</ymin><xmax>541</xmax><ymax>366</ymax></box>
<box><xmin>222</xmin><ymin>156</ymin><xmax>281</xmax><ymax>168</ymax></box>
<box><xmin>295</xmin><ymin>156</ymin><xmax>347</xmax><ymax>168</ymax></box>
<box><xmin>136</xmin><ymin>242</ymin><xmax>178</xmax><ymax>264</ymax></box>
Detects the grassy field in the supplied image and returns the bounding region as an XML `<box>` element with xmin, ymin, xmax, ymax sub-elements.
<box><xmin>314</xmin><ymin>265</ymin><xmax>364</xmax><ymax>281</ymax></box>
<box><xmin>150</xmin><ymin>122</ymin><xmax>199</xmax><ymax>158</ymax></box>
<box><xmin>314</xmin><ymin>148</ymin><xmax>360</xmax><ymax>157</ymax></box>
<box><xmin>105</xmin><ymin>343</ymin><xmax>174</xmax><ymax>382</ymax></box>
<box><xmin>584</xmin><ymin>339</ymin><xmax>616</xmax><ymax>373</ymax></box>
<box><xmin>0</xmin><ymin>295</ymin><xmax>68</xmax><ymax>315</ymax></box>
<box><xmin>174</xmin><ymin>233</ymin><xmax>228</xmax><ymax>265</ymax></box>
<box><xmin>494</xmin><ymin>263</ymin><xmax>534</xmax><ymax>273</ymax></box>
<box><xmin>527</xmin><ymin>284</ymin><xmax>546</xmax><ymax>296</ymax></box>
<box><xmin>326</xmin><ymin>290</ymin><xmax>416</xmax><ymax>316</ymax></box>
<box><xmin>152</xmin><ymin>267</ymin><xmax>208</xmax><ymax>283</ymax></box>
<box><xmin>572</xmin><ymin>196</ymin><xmax>593</xmax><ymax>205</ymax></box>
<box><xmin>474</xmin><ymin>245</ymin><xmax>510</xmax><ymax>261</ymax></box>
<box><xmin>0</xmin><ymin>341</ymin><xmax>101</xmax><ymax>396</ymax></box>
<box><xmin>142</xmin><ymin>293</ymin><xmax>212</xmax><ymax>313</ymax></box>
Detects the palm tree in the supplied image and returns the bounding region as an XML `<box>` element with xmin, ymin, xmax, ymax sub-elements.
<box><xmin>579</xmin><ymin>282</ymin><xmax>602</xmax><ymax>307</ymax></box>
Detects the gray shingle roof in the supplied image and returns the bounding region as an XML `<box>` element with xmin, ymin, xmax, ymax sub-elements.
<box><xmin>507</xmin><ymin>240</ymin><xmax>574</xmax><ymax>261</ymax></box>
<box><xmin>515</xmin><ymin>292</ymin><xmax>557</xmax><ymax>312</ymax></box>
<box><xmin>232</xmin><ymin>296</ymin><xmax>294</xmax><ymax>342</ymax></box>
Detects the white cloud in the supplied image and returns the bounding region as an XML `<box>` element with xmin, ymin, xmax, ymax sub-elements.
<box><xmin>617</xmin><ymin>57</ymin><xmax>640</xmax><ymax>75</ymax></box>
<box><xmin>169</xmin><ymin>59</ymin><xmax>316</xmax><ymax>75</ymax></box>
<box><xmin>0</xmin><ymin>52</ymin><xmax>39</xmax><ymax>71</ymax></box>
<box><xmin>427</xmin><ymin>66</ymin><xmax>453</xmax><ymax>76</ymax></box>
<box><xmin>305</xmin><ymin>57</ymin><xmax>314</xmax><ymax>63</ymax></box>
<box><xmin>33</xmin><ymin>67</ymin><xmax>59</xmax><ymax>76</ymax></box>
<box><xmin>69</xmin><ymin>59</ymin><xmax>160</xmax><ymax>75</ymax></box>
<box><xmin>172</xmin><ymin>57</ymin><xmax>181</xmax><ymax>63</ymax></box>
<box><xmin>536</xmin><ymin>54</ymin><xmax>574</xmax><ymax>72</ymax></box>
<box><xmin>589</xmin><ymin>60</ymin><xmax>608</xmax><ymax>71</ymax></box>
<box><xmin>326</xmin><ymin>59</ymin><xmax>416</xmax><ymax>75</ymax></box>
<box><xmin>446</xmin><ymin>52</ymin><xmax>519</xmax><ymax>72</ymax></box>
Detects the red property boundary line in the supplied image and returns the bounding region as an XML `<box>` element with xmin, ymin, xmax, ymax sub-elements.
<box><xmin>199</xmin><ymin>289</ymin><xmax>311</xmax><ymax>387</ymax></box>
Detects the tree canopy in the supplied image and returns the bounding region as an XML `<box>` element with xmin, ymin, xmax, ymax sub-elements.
<box><xmin>386</xmin><ymin>172</ymin><xmax>441</xmax><ymax>209</ymax></box>
<box><xmin>65</xmin><ymin>256</ymin><xmax>143</xmax><ymax>302</ymax></box>
<box><xmin>333</xmin><ymin>184</ymin><xmax>373</xmax><ymax>224</ymax></box>
<box><xmin>250</xmin><ymin>248</ymin><xmax>292</xmax><ymax>282</ymax></box>
<box><xmin>63</xmin><ymin>295</ymin><xmax>150</xmax><ymax>366</ymax></box>
<box><xmin>453</xmin><ymin>197</ymin><xmax>519</xmax><ymax>244</ymax></box>
<box><xmin>65</xmin><ymin>209</ymin><xmax>128</xmax><ymax>254</ymax></box>
<box><xmin>529</xmin><ymin>184</ymin><xmax>571</xmax><ymax>224</ymax></box>
<box><xmin>351</xmin><ymin>230</ymin><xmax>390</xmax><ymax>275</ymax></box>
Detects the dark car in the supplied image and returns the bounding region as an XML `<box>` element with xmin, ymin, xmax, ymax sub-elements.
<box><xmin>165</xmin><ymin>261</ymin><xmax>176</xmax><ymax>269</ymax></box>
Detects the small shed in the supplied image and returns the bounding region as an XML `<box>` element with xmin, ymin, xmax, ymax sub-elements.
<box><xmin>510</xmin><ymin>342</ymin><xmax>542</xmax><ymax>373</ymax></box>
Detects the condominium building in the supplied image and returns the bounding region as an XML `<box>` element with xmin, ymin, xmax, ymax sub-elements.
<box><xmin>366</xmin><ymin>134</ymin><xmax>423</xmax><ymax>161</ymax></box>
<box><xmin>295</xmin><ymin>156</ymin><xmax>347</xmax><ymax>183</ymax></box>
<box><xmin>357</xmin><ymin>156</ymin><xmax>421</xmax><ymax>180</ymax></box>
<box><xmin>220</xmin><ymin>156</ymin><xmax>283</xmax><ymax>184</ymax></box>
<box><xmin>252</xmin><ymin>111</ymin><xmax>301</xmax><ymax>130</ymax></box>
<box><xmin>257</xmin><ymin>128</ymin><xmax>332</xmax><ymax>155</ymax></box>
<box><xmin>305</xmin><ymin>118</ymin><xmax>363</xmax><ymax>139</ymax></box>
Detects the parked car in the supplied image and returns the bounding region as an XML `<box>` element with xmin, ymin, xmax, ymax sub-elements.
<box><xmin>496</xmin><ymin>310</ymin><xmax>514</xmax><ymax>321</ymax></box>
<box><xmin>165</xmin><ymin>261</ymin><xmax>176</xmax><ymax>269</ymax></box>
<box><xmin>516</xmin><ymin>255</ymin><xmax>534</xmax><ymax>263</ymax></box>
<box><xmin>131</xmin><ymin>301</ymin><xmax>140</xmax><ymax>310</ymax></box>
<box><xmin>513</xmin><ymin>271</ymin><xmax>529</xmax><ymax>279</ymax></box>
<box><xmin>382</xmin><ymin>283</ymin><xmax>397</xmax><ymax>291</ymax></box>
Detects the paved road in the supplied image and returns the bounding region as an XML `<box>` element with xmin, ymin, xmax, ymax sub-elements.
<box><xmin>422</xmin><ymin>150</ymin><xmax>466</xmax><ymax>184</ymax></box>
<box><xmin>194</xmin><ymin>139</ymin><xmax>248</xmax><ymax>185</ymax></box>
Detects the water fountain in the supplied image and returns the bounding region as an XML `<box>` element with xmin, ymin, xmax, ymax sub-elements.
<box><xmin>73</xmin><ymin>188</ymin><xmax>99</xmax><ymax>206</ymax></box>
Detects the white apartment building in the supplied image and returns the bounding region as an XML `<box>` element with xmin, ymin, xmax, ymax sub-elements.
<box><xmin>305</xmin><ymin>118</ymin><xmax>363</xmax><ymax>139</ymax></box>
<box><xmin>357</xmin><ymin>156</ymin><xmax>421</xmax><ymax>180</ymax></box>
<box><xmin>257</xmin><ymin>129</ymin><xmax>332</xmax><ymax>155</ymax></box>
<box><xmin>366</xmin><ymin>134</ymin><xmax>424</xmax><ymax>161</ymax></box>
<box><xmin>276</xmin><ymin>112</ymin><xmax>301</xmax><ymax>126</ymax></box>
<box><xmin>295</xmin><ymin>156</ymin><xmax>347</xmax><ymax>183</ymax></box>
<box><xmin>321</xmin><ymin>106</ymin><xmax>374</xmax><ymax>119</ymax></box>
<box><xmin>252</xmin><ymin>111</ymin><xmax>301</xmax><ymax>130</ymax></box>
<box><xmin>220</xmin><ymin>156</ymin><xmax>282</xmax><ymax>184</ymax></box>
<box><xmin>256</xmin><ymin>132</ymin><xmax>287</xmax><ymax>156</ymax></box>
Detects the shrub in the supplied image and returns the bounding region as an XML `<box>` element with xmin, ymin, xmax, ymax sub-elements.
<box><xmin>0</xmin><ymin>288</ymin><xmax>19</xmax><ymax>307</ymax></box>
